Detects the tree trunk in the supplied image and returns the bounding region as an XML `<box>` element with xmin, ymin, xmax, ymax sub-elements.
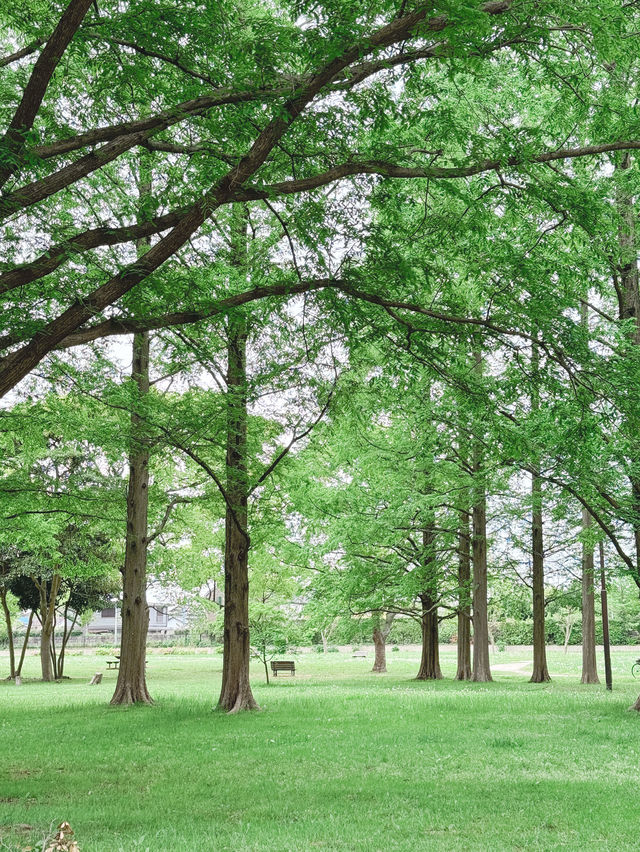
<box><xmin>35</xmin><ymin>575</ymin><xmax>61</xmax><ymax>682</ymax></box>
<box><xmin>50</xmin><ymin>622</ymin><xmax>58</xmax><ymax>679</ymax></box>
<box><xmin>456</xmin><ymin>509</ymin><xmax>472</xmax><ymax>680</ymax></box>
<box><xmin>111</xmin><ymin>330</ymin><xmax>153</xmax><ymax>706</ymax></box>
<box><xmin>614</xmin><ymin>153</ymin><xmax>640</xmax><ymax>709</ymax></box>
<box><xmin>56</xmin><ymin>604</ymin><xmax>77</xmax><ymax>680</ymax></box>
<box><xmin>111</xmin><ymin>160</ymin><xmax>154</xmax><ymax>706</ymax></box>
<box><xmin>530</xmin><ymin>470</ymin><xmax>550</xmax><ymax>682</ymax></box>
<box><xmin>599</xmin><ymin>542</ymin><xmax>612</xmax><ymax>691</ymax></box>
<box><xmin>471</xmin><ymin>422</ymin><xmax>492</xmax><ymax>682</ymax></box>
<box><xmin>0</xmin><ymin>587</ymin><xmax>16</xmax><ymax>679</ymax></box>
<box><xmin>581</xmin><ymin>509</ymin><xmax>600</xmax><ymax>684</ymax></box>
<box><xmin>321</xmin><ymin>630</ymin><xmax>329</xmax><ymax>654</ymax></box>
<box><xmin>371</xmin><ymin>612</ymin><xmax>395</xmax><ymax>673</ymax></box>
<box><xmin>16</xmin><ymin>610</ymin><xmax>34</xmax><ymax>677</ymax></box>
<box><xmin>416</xmin><ymin>525</ymin><xmax>442</xmax><ymax>680</ymax></box>
<box><xmin>416</xmin><ymin>593</ymin><xmax>442</xmax><ymax>680</ymax></box>
<box><xmin>217</xmin><ymin>309</ymin><xmax>258</xmax><ymax>713</ymax></box>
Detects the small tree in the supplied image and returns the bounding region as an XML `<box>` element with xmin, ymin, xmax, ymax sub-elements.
<box><xmin>250</xmin><ymin>605</ymin><xmax>291</xmax><ymax>685</ymax></box>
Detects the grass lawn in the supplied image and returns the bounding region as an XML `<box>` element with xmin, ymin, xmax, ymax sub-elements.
<box><xmin>2</xmin><ymin>645</ymin><xmax>640</xmax><ymax>851</ymax></box>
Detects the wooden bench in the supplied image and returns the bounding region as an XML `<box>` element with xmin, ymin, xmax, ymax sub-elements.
<box><xmin>271</xmin><ymin>660</ymin><xmax>295</xmax><ymax>677</ymax></box>
<box><xmin>352</xmin><ymin>652</ymin><xmax>367</xmax><ymax>658</ymax></box>
<box><xmin>106</xmin><ymin>660</ymin><xmax>119</xmax><ymax>669</ymax></box>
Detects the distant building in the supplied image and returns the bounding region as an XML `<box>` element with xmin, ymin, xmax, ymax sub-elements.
<box><xmin>86</xmin><ymin>583</ymin><xmax>191</xmax><ymax>639</ymax></box>
<box><xmin>85</xmin><ymin>603</ymin><xmax>186</xmax><ymax>637</ymax></box>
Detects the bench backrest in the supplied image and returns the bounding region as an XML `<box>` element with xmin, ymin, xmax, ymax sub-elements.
<box><xmin>271</xmin><ymin>660</ymin><xmax>295</xmax><ymax>670</ymax></box>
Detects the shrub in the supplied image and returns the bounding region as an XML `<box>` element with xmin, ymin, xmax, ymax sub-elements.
<box><xmin>390</xmin><ymin>619</ymin><xmax>421</xmax><ymax>644</ymax></box>
<box><xmin>438</xmin><ymin>620</ymin><xmax>457</xmax><ymax>644</ymax></box>
<box><xmin>494</xmin><ymin>618</ymin><xmax>533</xmax><ymax>645</ymax></box>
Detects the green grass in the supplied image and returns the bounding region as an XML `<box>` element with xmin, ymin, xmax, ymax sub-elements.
<box><xmin>2</xmin><ymin>645</ymin><xmax>640</xmax><ymax>851</ymax></box>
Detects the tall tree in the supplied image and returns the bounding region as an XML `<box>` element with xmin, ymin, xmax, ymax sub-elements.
<box><xmin>580</xmin><ymin>510</ymin><xmax>600</xmax><ymax>684</ymax></box>
<box><xmin>455</xmin><ymin>507</ymin><xmax>472</xmax><ymax>681</ymax></box>
<box><xmin>530</xmin><ymin>339</ymin><xmax>550</xmax><ymax>683</ymax></box>
<box><xmin>111</xmin><ymin>331</ymin><xmax>153</xmax><ymax>705</ymax></box>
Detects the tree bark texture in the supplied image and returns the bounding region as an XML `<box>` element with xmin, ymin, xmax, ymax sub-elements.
<box><xmin>371</xmin><ymin>612</ymin><xmax>395</xmax><ymax>673</ymax></box>
<box><xmin>416</xmin><ymin>527</ymin><xmax>442</xmax><ymax>680</ymax></box>
<box><xmin>0</xmin><ymin>587</ymin><xmax>16</xmax><ymax>678</ymax></box>
<box><xmin>456</xmin><ymin>509</ymin><xmax>472</xmax><ymax>680</ymax></box>
<box><xmin>599</xmin><ymin>542</ymin><xmax>612</xmax><ymax>691</ymax></box>
<box><xmin>471</xmin><ymin>421</ymin><xmax>492</xmax><ymax>682</ymax></box>
<box><xmin>615</xmin><ymin>155</ymin><xmax>640</xmax><ymax>708</ymax></box>
<box><xmin>217</xmin><ymin>309</ymin><xmax>258</xmax><ymax>712</ymax></box>
<box><xmin>581</xmin><ymin>509</ymin><xmax>600</xmax><ymax>684</ymax></box>
<box><xmin>55</xmin><ymin>603</ymin><xmax>77</xmax><ymax>679</ymax></box>
<box><xmin>530</xmin><ymin>470</ymin><xmax>550</xmax><ymax>682</ymax></box>
<box><xmin>35</xmin><ymin>574</ymin><xmax>61</xmax><ymax>682</ymax></box>
<box><xmin>615</xmin><ymin>155</ymin><xmax>640</xmax><ymax>593</ymax></box>
<box><xmin>111</xmin><ymin>331</ymin><xmax>153</xmax><ymax>705</ymax></box>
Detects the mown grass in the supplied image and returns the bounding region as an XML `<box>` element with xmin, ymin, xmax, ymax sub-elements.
<box><xmin>1</xmin><ymin>645</ymin><xmax>640</xmax><ymax>851</ymax></box>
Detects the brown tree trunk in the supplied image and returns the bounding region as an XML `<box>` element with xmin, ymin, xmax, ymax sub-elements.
<box><xmin>599</xmin><ymin>542</ymin><xmax>612</xmax><ymax>691</ymax></box>
<box><xmin>471</xmin><ymin>427</ymin><xmax>492</xmax><ymax>682</ymax></box>
<box><xmin>530</xmin><ymin>470</ymin><xmax>550</xmax><ymax>682</ymax></box>
<box><xmin>56</xmin><ymin>603</ymin><xmax>77</xmax><ymax>680</ymax></box>
<box><xmin>16</xmin><ymin>610</ymin><xmax>34</xmax><ymax>677</ymax></box>
<box><xmin>0</xmin><ymin>587</ymin><xmax>16</xmax><ymax>678</ymax></box>
<box><xmin>35</xmin><ymin>574</ymin><xmax>61</xmax><ymax>682</ymax></box>
<box><xmin>581</xmin><ymin>509</ymin><xmax>600</xmax><ymax>684</ymax></box>
<box><xmin>111</xmin><ymin>330</ymin><xmax>153</xmax><ymax>705</ymax></box>
<box><xmin>217</xmin><ymin>309</ymin><xmax>258</xmax><ymax>713</ymax></box>
<box><xmin>416</xmin><ymin>526</ymin><xmax>442</xmax><ymax>680</ymax></box>
<box><xmin>614</xmin><ymin>153</ymin><xmax>640</xmax><ymax>709</ymax></box>
<box><xmin>416</xmin><ymin>593</ymin><xmax>442</xmax><ymax>680</ymax></box>
<box><xmin>456</xmin><ymin>509</ymin><xmax>472</xmax><ymax>680</ymax></box>
<box><xmin>371</xmin><ymin>612</ymin><xmax>395</xmax><ymax>673</ymax></box>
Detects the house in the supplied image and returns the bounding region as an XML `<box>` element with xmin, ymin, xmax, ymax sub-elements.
<box><xmin>86</xmin><ymin>604</ymin><xmax>179</xmax><ymax>637</ymax></box>
<box><xmin>86</xmin><ymin>584</ymin><xmax>190</xmax><ymax>639</ymax></box>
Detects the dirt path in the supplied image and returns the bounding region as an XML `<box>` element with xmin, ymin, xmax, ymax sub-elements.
<box><xmin>491</xmin><ymin>660</ymin><xmax>531</xmax><ymax>674</ymax></box>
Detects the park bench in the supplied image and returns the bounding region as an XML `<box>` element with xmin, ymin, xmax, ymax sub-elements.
<box><xmin>106</xmin><ymin>657</ymin><xmax>148</xmax><ymax>670</ymax></box>
<box><xmin>270</xmin><ymin>660</ymin><xmax>295</xmax><ymax>677</ymax></box>
<box><xmin>352</xmin><ymin>652</ymin><xmax>367</xmax><ymax>658</ymax></box>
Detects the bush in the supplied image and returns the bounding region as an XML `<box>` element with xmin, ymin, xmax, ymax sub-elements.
<box><xmin>390</xmin><ymin>619</ymin><xmax>421</xmax><ymax>644</ymax></box>
<box><xmin>494</xmin><ymin>618</ymin><xmax>533</xmax><ymax>645</ymax></box>
<box><xmin>391</xmin><ymin>645</ymin><xmax>399</xmax><ymax>652</ymax></box>
<box><xmin>438</xmin><ymin>620</ymin><xmax>457</xmax><ymax>644</ymax></box>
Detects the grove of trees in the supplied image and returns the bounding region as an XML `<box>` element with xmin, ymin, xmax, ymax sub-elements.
<box><xmin>3</xmin><ymin>0</ymin><xmax>640</xmax><ymax>711</ymax></box>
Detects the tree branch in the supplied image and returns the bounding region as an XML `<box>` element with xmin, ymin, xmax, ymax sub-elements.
<box><xmin>0</xmin><ymin>0</ymin><xmax>95</xmax><ymax>188</ymax></box>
